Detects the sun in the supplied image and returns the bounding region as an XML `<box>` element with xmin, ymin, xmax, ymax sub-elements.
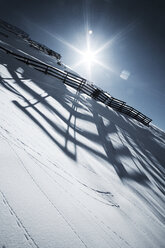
<box><xmin>83</xmin><ymin>50</ymin><xmax>95</xmax><ymax>65</ymax></box>
<box><xmin>40</xmin><ymin>18</ymin><xmax>133</xmax><ymax>80</ymax></box>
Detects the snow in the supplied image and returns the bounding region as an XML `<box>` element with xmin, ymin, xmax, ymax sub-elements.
<box><xmin>0</xmin><ymin>28</ymin><xmax>165</xmax><ymax>248</ymax></box>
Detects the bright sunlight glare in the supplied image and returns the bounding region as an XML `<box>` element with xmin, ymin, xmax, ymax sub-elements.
<box><xmin>37</xmin><ymin>18</ymin><xmax>134</xmax><ymax>80</ymax></box>
<box><xmin>83</xmin><ymin>50</ymin><xmax>95</xmax><ymax>64</ymax></box>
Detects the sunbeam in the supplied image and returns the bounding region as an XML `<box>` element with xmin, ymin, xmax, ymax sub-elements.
<box><xmin>94</xmin><ymin>59</ymin><xmax>116</xmax><ymax>74</ymax></box>
<box><xmin>71</xmin><ymin>60</ymin><xmax>85</xmax><ymax>69</ymax></box>
<box><xmin>43</xmin><ymin>29</ymin><xmax>84</xmax><ymax>56</ymax></box>
<box><xmin>25</xmin><ymin>20</ymin><xmax>84</xmax><ymax>56</ymax></box>
<box><xmin>94</xmin><ymin>21</ymin><xmax>137</xmax><ymax>55</ymax></box>
<box><xmin>26</xmin><ymin>17</ymin><xmax>136</xmax><ymax>80</ymax></box>
<box><xmin>68</xmin><ymin>20</ymin><xmax>138</xmax><ymax>79</ymax></box>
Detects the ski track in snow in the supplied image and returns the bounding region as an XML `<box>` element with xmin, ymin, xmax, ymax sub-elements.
<box><xmin>0</xmin><ymin>190</ymin><xmax>39</xmax><ymax>248</ymax></box>
<box><xmin>1</xmin><ymin>137</ymin><xmax>89</xmax><ymax>248</ymax></box>
<box><xmin>2</xmin><ymin>133</ymin><xmax>125</xmax><ymax>247</ymax></box>
<box><xmin>0</xmin><ymin>128</ymin><xmax>132</xmax><ymax>248</ymax></box>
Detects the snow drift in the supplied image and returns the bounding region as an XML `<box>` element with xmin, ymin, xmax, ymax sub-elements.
<box><xmin>0</xmin><ymin>25</ymin><xmax>165</xmax><ymax>248</ymax></box>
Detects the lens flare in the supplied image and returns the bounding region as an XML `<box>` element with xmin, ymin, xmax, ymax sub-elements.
<box><xmin>83</xmin><ymin>50</ymin><xmax>95</xmax><ymax>64</ymax></box>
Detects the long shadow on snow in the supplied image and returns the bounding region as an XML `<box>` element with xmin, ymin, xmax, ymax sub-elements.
<box><xmin>92</xmin><ymin>100</ymin><xmax>149</xmax><ymax>184</ymax></box>
<box><xmin>0</xmin><ymin>56</ymin><xmax>164</xmax><ymax>195</ymax></box>
<box><xmin>91</xmin><ymin>100</ymin><xmax>165</xmax><ymax>223</ymax></box>
<box><xmin>1</xmin><ymin>55</ymin><xmax>165</xmax><ymax>222</ymax></box>
<box><xmin>0</xmin><ymin>58</ymin><xmax>108</xmax><ymax>162</ymax></box>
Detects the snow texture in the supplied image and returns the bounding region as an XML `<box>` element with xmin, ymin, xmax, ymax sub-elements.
<box><xmin>0</xmin><ymin>27</ymin><xmax>165</xmax><ymax>248</ymax></box>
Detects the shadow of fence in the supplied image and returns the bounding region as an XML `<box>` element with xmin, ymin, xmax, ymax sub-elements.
<box><xmin>0</xmin><ymin>44</ymin><xmax>152</xmax><ymax>126</ymax></box>
<box><xmin>0</xmin><ymin>45</ymin><xmax>164</xmax><ymax>224</ymax></box>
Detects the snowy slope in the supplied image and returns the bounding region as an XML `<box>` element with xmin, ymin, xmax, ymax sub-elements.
<box><xmin>0</xmin><ymin>26</ymin><xmax>78</xmax><ymax>75</ymax></box>
<box><xmin>0</xmin><ymin>30</ymin><xmax>165</xmax><ymax>248</ymax></box>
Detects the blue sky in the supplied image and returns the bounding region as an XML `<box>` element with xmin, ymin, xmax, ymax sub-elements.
<box><xmin>0</xmin><ymin>0</ymin><xmax>165</xmax><ymax>130</ymax></box>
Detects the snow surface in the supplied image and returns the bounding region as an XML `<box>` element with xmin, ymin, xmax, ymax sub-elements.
<box><xmin>0</xmin><ymin>29</ymin><xmax>165</xmax><ymax>248</ymax></box>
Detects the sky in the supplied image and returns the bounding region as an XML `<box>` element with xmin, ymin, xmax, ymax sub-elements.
<box><xmin>0</xmin><ymin>0</ymin><xmax>165</xmax><ymax>130</ymax></box>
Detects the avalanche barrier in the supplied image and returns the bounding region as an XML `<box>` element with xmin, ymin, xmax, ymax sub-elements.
<box><xmin>0</xmin><ymin>44</ymin><xmax>152</xmax><ymax>126</ymax></box>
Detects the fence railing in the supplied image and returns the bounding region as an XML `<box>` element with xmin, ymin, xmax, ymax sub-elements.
<box><xmin>0</xmin><ymin>45</ymin><xmax>152</xmax><ymax>126</ymax></box>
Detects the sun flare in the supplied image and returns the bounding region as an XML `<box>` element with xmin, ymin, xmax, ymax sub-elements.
<box><xmin>83</xmin><ymin>50</ymin><xmax>95</xmax><ymax>64</ymax></box>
